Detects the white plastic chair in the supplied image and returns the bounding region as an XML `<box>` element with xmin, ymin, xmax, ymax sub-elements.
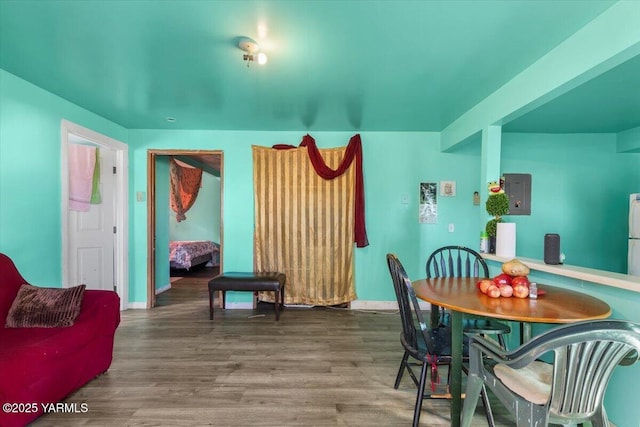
<box><xmin>461</xmin><ymin>319</ymin><xmax>640</xmax><ymax>427</ymax></box>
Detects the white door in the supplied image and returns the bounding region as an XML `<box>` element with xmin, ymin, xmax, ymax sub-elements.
<box><xmin>68</xmin><ymin>145</ymin><xmax>116</xmax><ymax>291</ymax></box>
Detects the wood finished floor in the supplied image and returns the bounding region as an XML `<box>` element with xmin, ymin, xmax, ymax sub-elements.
<box><xmin>32</xmin><ymin>275</ymin><xmax>512</xmax><ymax>426</ymax></box>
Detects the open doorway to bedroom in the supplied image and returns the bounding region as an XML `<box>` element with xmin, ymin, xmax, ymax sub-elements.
<box><xmin>147</xmin><ymin>150</ymin><xmax>223</xmax><ymax>308</ymax></box>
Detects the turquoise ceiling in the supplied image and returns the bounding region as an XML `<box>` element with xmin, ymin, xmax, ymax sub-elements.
<box><xmin>1</xmin><ymin>0</ymin><xmax>637</xmax><ymax>133</ymax></box>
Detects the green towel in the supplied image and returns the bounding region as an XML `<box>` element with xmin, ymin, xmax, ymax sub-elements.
<box><xmin>90</xmin><ymin>147</ymin><xmax>101</xmax><ymax>204</ymax></box>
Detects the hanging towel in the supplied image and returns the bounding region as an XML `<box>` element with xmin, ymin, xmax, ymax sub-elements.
<box><xmin>90</xmin><ymin>147</ymin><xmax>101</xmax><ymax>204</ymax></box>
<box><xmin>69</xmin><ymin>144</ymin><xmax>96</xmax><ymax>212</ymax></box>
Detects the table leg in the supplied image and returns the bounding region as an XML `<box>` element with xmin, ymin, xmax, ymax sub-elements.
<box><xmin>450</xmin><ymin>311</ymin><xmax>463</xmax><ymax>427</ymax></box>
<box><xmin>430</xmin><ymin>304</ymin><xmax>441</xmax><ymax>328</ymax></box>
<box><xmin>521</xmin><ymin>322</ymin><xmax>532</xmax><ymax>343</ymax></box>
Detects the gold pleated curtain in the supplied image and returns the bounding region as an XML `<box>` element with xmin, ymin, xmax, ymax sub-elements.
<box><xmin>253</xmin><ymin>145</ymin><xmax>356</xmax><ymax>305</ymax></box>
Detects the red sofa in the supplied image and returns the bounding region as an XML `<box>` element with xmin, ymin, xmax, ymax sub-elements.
<box><xmin>0</xmin><ymin>253</ymin><xmax>120</xmax><ymax>427</ymax></box>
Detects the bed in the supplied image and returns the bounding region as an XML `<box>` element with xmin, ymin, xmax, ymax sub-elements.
<box><xmin>169</xmin><ymin>240</ymin><xmax>220</xmax><ymax>270</ymax></box>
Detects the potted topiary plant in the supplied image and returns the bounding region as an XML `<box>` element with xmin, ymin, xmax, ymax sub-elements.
<box><xmin>485</xmin><ymin>181</ymin><xmax>509</xmax><ymax>254</ymax></box>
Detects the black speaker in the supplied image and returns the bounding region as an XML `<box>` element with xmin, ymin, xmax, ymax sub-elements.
<box><xmin>544</xmin><ymin>233</ymin><xmax>561</xmax><ymax>265</ymax></box>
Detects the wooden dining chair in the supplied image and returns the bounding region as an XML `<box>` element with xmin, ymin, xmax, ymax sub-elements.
<box><xmin>461</xmin><ymin>319</ymin><xmax>640</xmax><ymax>427</ymax></box>
<box><xmin>387</xmin><ymin>253</ymin><xmax>494</xmax><ymax>427</ymax></box>
<box><xmin>426</xmin><ymin>245</ymin><xmax>510</xmax><ymax>349</ymax></box>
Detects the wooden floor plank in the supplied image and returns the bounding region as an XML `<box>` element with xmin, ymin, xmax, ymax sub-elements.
<box><xmin>32</xmin><ymin>280</ymin><xmax>512</xmax><ymax>426</ymax></box>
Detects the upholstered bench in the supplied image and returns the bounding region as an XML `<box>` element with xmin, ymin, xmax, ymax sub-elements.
<box><xmin>208</xmin><ymin>272</ymin><xmax>286</xmax><ymax>321</ymax></box>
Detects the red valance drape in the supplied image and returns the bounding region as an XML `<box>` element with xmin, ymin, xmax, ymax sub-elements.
<box><xmin>273</xmin><ymin>134</ymin><xmax>369</xmax><ymax>248</ymax></box>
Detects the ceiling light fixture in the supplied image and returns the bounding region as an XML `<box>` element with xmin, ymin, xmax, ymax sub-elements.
<box><xmin>238</xmin><ymin>36</ymin><xmax>267</xmax><ymax>67</ymax></box>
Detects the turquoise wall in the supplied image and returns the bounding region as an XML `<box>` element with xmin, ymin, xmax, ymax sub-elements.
<box><xmin>617</xmin><ymin>126</ymin><xmax>640</xmax><ymax>153</ymax></box>
<box><xmin>128</xmin><ymin>130</ymin><xmax>483</xmax><ymax>304</ymax></box>
<box><xmin>169</xmin><ymin>171</ymin><xmax>221</xmax><ymax>244</ymax></box>
<box><xmin>129</xmin><ymin>130</ymin><xmax>256</xmax><ymax>303</ymax></box>
<box><xmin>0</xmin><ymin>69</ymin><xmax>127</xmax><ymax>286</ymax></box>
<box><xmin>500</xmin><ymin>133</ymin><xmax>640</xmax><ymax>273</ymax></box>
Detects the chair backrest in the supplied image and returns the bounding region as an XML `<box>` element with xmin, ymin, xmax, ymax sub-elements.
<box><xmin>510</xmin><ymin>320</ymin><xmax>640</xmax><ymax>422</ymax></box>
<box><xmin>550</xmin><ymin>321</ymin><xmax>640</xmax><ymax>421</ymax></box>
<box><xmin>426</xmin><ymin>246</ymin><xmax>489</xmax><ymax>278</ymax></box>
<box><xmin>387</xmin><ymin>253</ymin><xmax>438</xmax><ymax>355</ymax></box>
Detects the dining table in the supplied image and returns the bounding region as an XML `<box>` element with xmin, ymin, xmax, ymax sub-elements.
<box><xmin>411</xmin><ymin>276</ymin><xmax>612</xmax><ymax>427</ymax></box>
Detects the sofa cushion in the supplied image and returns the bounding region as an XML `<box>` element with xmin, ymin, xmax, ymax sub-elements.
<box><xmin>5</xmin><ymin>284</ymin><xmax>86</xmax><ymax>328</ymax></box>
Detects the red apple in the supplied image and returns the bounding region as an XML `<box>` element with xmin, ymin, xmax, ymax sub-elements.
<box><xmin>511</xmin><ymin>276</ymin><xmax>530</xmax><ymax>288</ymax></box>
<box><xmin>499</xmin><ymin>284</ymin><xmax>514</xmax><ymax>298</ymax></box>
<box><xmin>478</xmin><ymin>279</ymin><xmax>495</xmax><ymax>294</ymax></box>
<box><xmin>513</xmin><ymin>284</ymin><xmax>530</xmax><ymax>298</ymax></box>
<box><xmin>486</xmin><ymin>285</ymin><xmax>501</xmax><ymax>298</ymax></box>
<box><xmin>493</xmin><ymin>273</ymin><xmax>513</xmax><ymax>287</ymax></box>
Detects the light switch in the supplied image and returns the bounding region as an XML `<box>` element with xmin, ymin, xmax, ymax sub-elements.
<box><xmin>448</xmin><ymin>223</ymin><xmax>455</xmax><ymax>232</ymax></box>
<box><xmin>136</xmin><ymin>191</ymin><xmax>146</xmax><ymax>202</ymax></box>
<box><xmin>400</xmin><ymin>193</ymin><xmax>409</xmax><ymax>204</ymax></box>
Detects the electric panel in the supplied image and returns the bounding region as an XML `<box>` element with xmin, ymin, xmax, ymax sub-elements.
<box><xmin>504</xmin><ymin>173</ymin><xmax>531</xmax><ymax>215</ymax></box>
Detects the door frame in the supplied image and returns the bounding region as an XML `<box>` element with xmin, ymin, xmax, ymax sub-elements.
<box><xmin>146</xmin><ymin>149</ymin><xmax>224</xmax><ymax>308</ymax></box>
<box><xmin>60</xmin><ymin>119</ymin><xmax>129</xmax><ymax>310</ymax></box>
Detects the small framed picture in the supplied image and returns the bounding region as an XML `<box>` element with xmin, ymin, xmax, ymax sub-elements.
<box><xmin>440</xmin><ymin>180</ymin><xmax>456</xmax><ymax>197</ymax></box>
<box><xmin>419</xmin><ymin>182</ymin><xmax>437</xmax><ymax>224</ymax></box>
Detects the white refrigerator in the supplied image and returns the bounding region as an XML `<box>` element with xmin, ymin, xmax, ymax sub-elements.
<box><xmin>629</xmin><ymin>194</ymin><xmax>640</xmax><ymax>276</ymax></box>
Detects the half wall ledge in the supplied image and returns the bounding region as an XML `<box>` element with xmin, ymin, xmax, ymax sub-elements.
<box><xmin>482</xmin><ymin>254</ymin><xmax>640</xmax><ymax>293</ymax></box>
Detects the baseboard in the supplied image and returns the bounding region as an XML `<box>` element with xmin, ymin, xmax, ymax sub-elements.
<box><xmin>127</xmin><ymin>302</ymin><xmax>147</xmax><ymax>309</ymax></box>
<box><xmin>225</xmin><ymin>300</ymin><xmax>419</xmax><ymax>311</ymax></box>
<box><xmin>155</xmin><ymin>283</ymin><xmax>171</xmax><ymax>295</ymax></box>
<box><xmin>350</xmin><ymin>300</ymin><xmax>398</xmax><ymax>310</ymax></box>
<box><xmin>350</xmin><ymin>300</ymin><xmax>430</xmax><ymax>311</ymax></box>
<box><xmin>126</xmin><ymin>300</ymin><xmax>419</xmax><ymax>311</ymax></box>
<box><xmin>224</xmin><ymin>302</ymin><xmax>254</xmax><ymax>309</ymax></box>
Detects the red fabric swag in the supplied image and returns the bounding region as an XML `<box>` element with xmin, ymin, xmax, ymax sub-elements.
<box><xmin>273</xmin><ymin>134</ymin><xmax>369</xmax><ymax>248</ymax></box>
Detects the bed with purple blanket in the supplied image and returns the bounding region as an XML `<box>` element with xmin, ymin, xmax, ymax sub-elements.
<box><xmin>169</xmin><ymin>240</ymin><xmax>220</xmax><ymax>270</ymax></box>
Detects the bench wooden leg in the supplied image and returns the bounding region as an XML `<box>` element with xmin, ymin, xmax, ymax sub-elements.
<box><xmin>209</xmin><ymin>290</ymin><xmax>228</xmax><ymax>320</ymax></box>
<box><xmin>274</xmin><ymin>290</ymin><xmax>280</xmax><ymax>321</ymax></box>
<box><xmin>209</xmin><ymin>289</ymin><xmax>214</xmax><ymax>320</ymax></box>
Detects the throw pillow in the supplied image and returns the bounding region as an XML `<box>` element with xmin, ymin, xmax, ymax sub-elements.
<box><xmin>5</xmin><ymin>284</ymin><xmax>86</xmax><ymax>328</ymax></box>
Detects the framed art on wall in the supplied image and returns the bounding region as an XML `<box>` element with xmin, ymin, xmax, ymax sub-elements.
<box><xmin>440</xmin><ymin>180</ymin><xmax>456</xmax><ymax>197</ymax></box>
<box><xmin>419</xmin><ymin>182</ymin><xmax>437</xmax><ymax>224</ymax></box>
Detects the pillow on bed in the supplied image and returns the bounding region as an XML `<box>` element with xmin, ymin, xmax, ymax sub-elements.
<box><xmin>5</xmin><ymin>284</ymin><xmax>86</xmax><ymax>328</ymax></box>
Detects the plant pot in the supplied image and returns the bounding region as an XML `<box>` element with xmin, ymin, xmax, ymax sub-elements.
<box><xmin>489</xmin><ymin>236</ymin><xmax>496</xmax><ymax>254</ymax></box>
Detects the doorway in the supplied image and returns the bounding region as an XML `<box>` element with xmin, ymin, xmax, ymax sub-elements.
<box><xmin>61</xmin><ymin>120</ymin><xmax>129</xmax><ymax>310</ymax></box>
<box><xmin>146</xmin><ymin>150</ymin><xmax>223</xmax><ymax>308</ymax></box>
